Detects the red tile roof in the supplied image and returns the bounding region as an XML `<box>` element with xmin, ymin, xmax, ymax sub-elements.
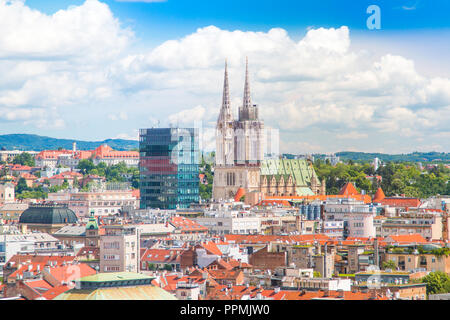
<box><xmin>234</xmin><ymin>188</ymin><xmax>246</xmax><ymax>202</ymax></box>
<box><xmin>170</xmin><ymin>216</ymin><xmax>208</xmax><ymax>233</ymax></box>
<box><xmin>41</xmin><ymin>285</ymin><xmax>71</xmax><ymax>300</ymax></box>
<box><xmin>141</xmin><ymin>248</ymin><xmax>183</xmax><ymax>263</ymax></box>
<box><xmin>201</xmin><ymin>242</ymin><xmax>223</xmax><ymax>256</ymax></box>
<box><xmin>377</xmin><ymin>197</ymin><xmax>421</xmax><ymax>208</ymax></box>
<box><xmin>339</xmin><ymin>182</ymin><xmax>359</xmax><ymax>196</ymax></box>
<box><xmin>92</xmin><ymin>144</ymin><xmax>138</xmax><ymax>159</ymax></box>
<box><xmin>385</xmin><ymin>234</ymin><xmax>428</xmax><ymax>244</ymax></box>
<box><xmin>373</xmin><ymin>187</ymin><xmax>386</xmax><ymax>202</ymax></box>
<box><xmin>25</xmin><ymin>279</ymin><xmax>53</xmax><ymax>291</ymax></box>
<box><xmin>45</xmin><ymin>263</ymin><xmax>96</xmax><ymax>284</ymax></box>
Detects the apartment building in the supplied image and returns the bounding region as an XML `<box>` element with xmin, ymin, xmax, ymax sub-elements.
<box><xmin>100</xmin><ymin>225</ymin><xmax>140</xmax><ymax>273</ymax></box>
<box><xmin>381</xmin><ymin>214</ymin><xmax>442</xmax><ymax>241</ymax></box>
<box><xmin>48</xmin><ymin>188</ymin><xmax>138</xmax><ymax>218</ymax></box>
<box><xmin>324</xmin><ymin>199</ymin><xmax>376</xmax><ymax>238</ymax></box>
<box><xmin>385</xmin><ymin>249</ymin><xmax>450</xmax><ymax>273</ymax></box>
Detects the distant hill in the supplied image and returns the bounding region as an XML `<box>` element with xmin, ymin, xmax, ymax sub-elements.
<box><xmin>0</xmin><ymin>134</ymin><xmax>139</xmax><ymax>151</ymax></box>
<box><xmin>283</xmin><ymin>151</ymin><xmax>450</xmax><ymax>163</ymax></box>
<box><xmin>334</xmin><ymin>151</ymin><xmax>450</xmax><ymax>163</ymax></box>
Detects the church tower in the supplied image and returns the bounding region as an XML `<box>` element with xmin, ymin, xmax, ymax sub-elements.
<box><xmin>215</xmin><ymin>60</ymin><xmax>234</xmax><ymax>167</ymax></box>
<box><xmin>235</xmin><ymin>57</ymin><xmax>264</xmax><ymax>165</ymax></box>
<box><xmin>213</xmin><ymin>58</ymin><xmax>264</xmax><ymax>201</ymax></box>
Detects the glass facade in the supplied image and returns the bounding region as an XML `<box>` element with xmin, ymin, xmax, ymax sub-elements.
<box><xmin>139</xmin><ymin>128</ymin><xmax>199</xmax><ymax>209</ymax></box>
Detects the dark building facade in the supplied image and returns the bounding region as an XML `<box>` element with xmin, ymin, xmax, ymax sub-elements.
<box><xmin>139</xmin><ymin>128</ymin><xmax>199</xmax><ymax>209</ymax></box>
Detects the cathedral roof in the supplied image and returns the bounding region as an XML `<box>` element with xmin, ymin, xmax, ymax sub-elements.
<box><xmin>260</xmin><ymin>159</ymin><xmax>319</xmax><ymax>188</ymax></box>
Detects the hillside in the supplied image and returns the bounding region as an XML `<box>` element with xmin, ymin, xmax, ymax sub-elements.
<box><xmin>335</xmin><ymin>151</ymin><xmax>450</xmax><ymax>163</ymax></box>
<box><xmin>0</xmin><ymin>134</ymin><xmax>139</xmax><ymax>151</ymax></box>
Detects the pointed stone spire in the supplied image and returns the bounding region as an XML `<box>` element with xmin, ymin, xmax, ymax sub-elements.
<box><xmin>243</xmin><ymin>56</ymin><xmax>252</xmax><ymax>109</ymax></box>
<box><xmin>218</xmin><ymin>59</ymin><xmax>232</xmax><ymax>122</ymax></box>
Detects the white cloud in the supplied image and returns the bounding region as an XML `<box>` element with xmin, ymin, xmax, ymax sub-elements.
<box><xmin>0</xmin><ymin>0</ymin><xmax>449</xmax><ymax>153</ymax></box>
<box><xmin>114</xmin><ymin>130</ymin><xmax>139</xmax><ymax>141</ymax></box>
<box><xmin>336</xmin><ymin>131</ymin><xmax>369</xmax><ymax>140</ymax></box>
<box><xmin>108</xmin><ymin>111</ymin><xmax>128</xmax><ymax>121</ymax></box>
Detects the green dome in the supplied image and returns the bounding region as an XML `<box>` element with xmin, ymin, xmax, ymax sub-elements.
<box><xmin>19</xmin><ymin>204</ymin><xmax>78</xmax><ymax>225</ymax></box>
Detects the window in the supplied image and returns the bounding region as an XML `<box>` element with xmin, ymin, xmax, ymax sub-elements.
<box><xmin>104</xmin><ymin>241</ymin><xmax>120</xmax><ymax>249</ymax></box>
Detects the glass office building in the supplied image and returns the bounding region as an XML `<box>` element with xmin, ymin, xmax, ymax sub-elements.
<box><xmin>139</xmin><ymin>128</ymin><xmax>199</xmax><ymax>209</ymax></box>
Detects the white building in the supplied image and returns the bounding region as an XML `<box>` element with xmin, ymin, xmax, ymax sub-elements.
<box><xmin>195</xmin><ymin>210</ymin><xmax>261</xmax><ymax>235</ymax></box>
<box><xmin>324</xmin><ymin>199</ymin><xmax>376</xmax><ymax>238</ymax></box>
<box><xmin>0</xmin><ymin>150</ymin><xmax>38</xmax><ymax>162</ymax></box>
<box><xmin>48</xmin><ymin>188</ymin><xmax>138</xmax><ymax>218</ymax></box>
<box><xmin>0</xmin><ymin>183</ymin><xmax>15</xmax><ymax>204</ymax></box>
<box><xmin>100</xmin><ymin>225</ymin><xmax>140</xmax><ymax>273</ymax></box>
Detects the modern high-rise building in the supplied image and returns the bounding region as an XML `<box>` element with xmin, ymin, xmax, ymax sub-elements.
<box><xmin>139</xmin><ymin>127</ymin><xmax>199</xmax><ymax>209</ymax></box>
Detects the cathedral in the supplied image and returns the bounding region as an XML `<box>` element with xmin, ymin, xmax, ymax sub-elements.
<box><xmin>212</xmin><ymin>59</ymin><xmax>325</xmax><ymax>201</ymax></box>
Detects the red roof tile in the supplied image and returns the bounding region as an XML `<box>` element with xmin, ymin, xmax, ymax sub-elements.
<box><xmin>339</xmin><ymin>182</ymin><xmax>359</xmax><ymax>196</ymax></box>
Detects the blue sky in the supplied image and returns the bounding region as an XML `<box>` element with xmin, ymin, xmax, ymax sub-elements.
<box><xmin>0</xmin><ymin>0</ymin><xmax>449</xmax><ymax>153</ymax></box>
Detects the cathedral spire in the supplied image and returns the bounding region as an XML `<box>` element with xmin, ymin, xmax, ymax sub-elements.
<box><xmin>243</xmin><ymin>56</ymin><xmax>252</xmax><ymax>109</ymax></box>
<box><xmin>218</xmin><ymin>59</ymin><xmax>232</xmax><ymax>122</ymax></box>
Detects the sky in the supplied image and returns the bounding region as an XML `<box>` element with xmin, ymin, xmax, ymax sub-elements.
<box><xmin>0</xmin><ymin>0</ymin><xmax>449</xmax><ymax>154</ymax></box>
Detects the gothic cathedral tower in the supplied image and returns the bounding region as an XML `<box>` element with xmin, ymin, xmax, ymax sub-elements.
<box><xmin>213</xmin><ymin>58</ymin><xmax>264</xmax><ymax>200</ymax></box>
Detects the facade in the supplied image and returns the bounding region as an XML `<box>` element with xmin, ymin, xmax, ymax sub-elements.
<box><xmin>384</xmin><ymin>251</ymin><xmax>450</xmax><ymax>274</ymax></box>
<box><xmin>212</xmin><ymin>59</ymin><xmax>324</xmax><ymax>201</ymax></box>
<box><xmin>48</xmin><ymin>188</ymin><xmax>138</xmax><ymax>218</ymax></box>
<box><xmin>213</xmin><ymin>59</ymin><xmax>264</xmax><ymax>201</ymax></box>
<box><xmin>34</xmin><ymin>144</ymin><xmax>138</xmax><ymax>170</ymax></box>
<box><xmin>380</xmin><ymin>214</ymin><xmax>442</xmax><ymax>241</ymax></box>
<box><xmin>100</xmin><ymin>225</ymin><xmax>140</xmax><ymax>273</ymax></box>
<box><xmin>195</xmin><ymin>215</ymin><xmax>261</xmax><ymax>235</ymax></box>
<box><xmin>0</xmin><ymin>150</ymin><xmax>38</xmax><ymax>163</ymax></box>
<box><xmin>139</xmin><ymin>127</ymin><xmax>199</xmax><ymax>209</ymax></box>
<box><xmin>0</xmin><ymin>183</ymin><xmax>15</xmax><ymax>205</ymax></box>
<box><xmin>324</xmin><ymin>198</ymin><xmax>376</xmax><ymax>238</ymax></box>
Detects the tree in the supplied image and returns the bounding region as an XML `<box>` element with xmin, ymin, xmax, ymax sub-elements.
<box><xmin>381</xmin><ymin>260</ymin><xmax>397</xmax><ymax>270</ymax></box>
<box><xmin>12</xmin><ymin>152</ymin><xmax>35</xmax><ymax>166</ymax></box>
<box><xmin>77</xmin><ymin>159</ymin><xmax>95</xmax><ymax>175</ymax></box>
<box><xmin>16</xmin><ymin>177</ymin><xmax>29</xmax><ymax>194</ymax></box>
<box><xmin>163</xmin><ymin>264</ymin><xmax>173</xmax><ymax>271</ymax></box>
<box><xmin>421</xmin><ymin>271</ymin><xmax>450</xmax><ymax>295</ymax></box>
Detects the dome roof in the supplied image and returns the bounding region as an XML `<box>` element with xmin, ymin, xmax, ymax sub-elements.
<box><xmin>19</xmin><ymin>204</ymin><xmax>78</xmax><ymax>225</ymax></box>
